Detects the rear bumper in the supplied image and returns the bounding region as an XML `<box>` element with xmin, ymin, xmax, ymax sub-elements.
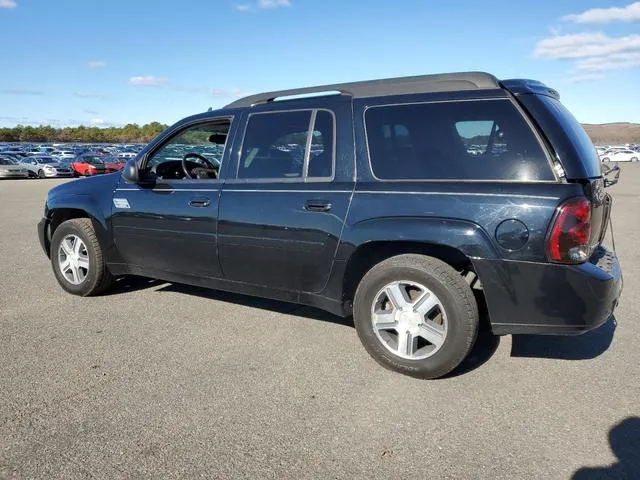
<box><xmin>475</xmin><ymin>246</ymin><xmax>622</xmax><ymax>335</ymax></box>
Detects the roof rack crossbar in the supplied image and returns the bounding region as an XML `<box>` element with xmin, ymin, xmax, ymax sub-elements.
<box><xmin>224</xmin><ymin>72</ymin><xmax>500</xmax><ymax>109</ymax></box>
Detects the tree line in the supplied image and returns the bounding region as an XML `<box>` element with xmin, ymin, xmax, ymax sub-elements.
<box><xmin>0</xmin><ymin>123</ymin><xmax>169</xmax><ymax>144</ymax></box>
<box><xmin>1</xmin><ymin>121</ymin><xmax>638</xmax><ymax>146</ymax></box>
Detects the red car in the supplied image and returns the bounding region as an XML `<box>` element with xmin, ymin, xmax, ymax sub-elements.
<box><xmin>104</xmin><ymin>157</ymin><xmax>127</xmax><ymax>173</ymax></box>
<box><xmin>70</xmin><ymin>155</ymin><xmax>107</xmax><ymax>176</ymax></box>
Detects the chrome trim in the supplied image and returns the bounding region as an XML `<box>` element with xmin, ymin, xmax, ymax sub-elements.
<box><xmin>223</xmin><ymin>189</ymin><xmax>352</xmax><ymax>194</ymax></box>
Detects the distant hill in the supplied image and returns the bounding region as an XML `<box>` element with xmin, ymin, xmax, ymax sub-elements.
<box><xmin>582</xmin><ymin>123</ymin><xmax>640</xmax><ymax>146</ymax></box>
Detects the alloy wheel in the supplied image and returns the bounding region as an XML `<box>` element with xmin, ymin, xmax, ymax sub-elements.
<box><xmin>57</xmin><ymin>234</ymin><xmax>89</xmax><ymax>285</ymax></box>
<box><xmin>371</xmin><ymin>280</ymin><xmax>448</xmax><ymax>360</ymax></box>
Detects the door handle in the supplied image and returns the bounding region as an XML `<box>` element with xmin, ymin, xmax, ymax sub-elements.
<box><xmin>189</xmin><ymin>197</ymin><xmax>211</xmax><ymax>208</ymax></box>
<box><xmin>304</xmin><ymin>200</ymin><xmax>332</xmax><ymax>212</ymax></box>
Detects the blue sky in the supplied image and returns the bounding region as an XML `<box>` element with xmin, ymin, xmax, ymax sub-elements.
<box><xmin>1</xmin><ymin>0</ymin><xmax>639</xmax><ymax>128</ymax></box>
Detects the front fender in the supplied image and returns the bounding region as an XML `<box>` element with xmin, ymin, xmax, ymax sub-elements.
<box><xmin>340</xmin><ymin>216</ymin><xmax>499</xmax><ymax>260</ymax></box>
<box><xmin>47</xmin><ymin>193</ymin><xmax>109</xmax><ymax>232</ymax></box>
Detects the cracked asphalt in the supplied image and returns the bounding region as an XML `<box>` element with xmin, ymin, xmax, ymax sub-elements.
<box><xmin>1</xmin><ymin>167</ymin><xmax>639</xmax><ymax>479</ymax></box>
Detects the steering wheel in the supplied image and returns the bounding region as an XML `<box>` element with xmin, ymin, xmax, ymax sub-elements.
<box><xmin>181</xmin><ymin>153</ymin><xmax>218</xmax><ymax>179</ymax></box>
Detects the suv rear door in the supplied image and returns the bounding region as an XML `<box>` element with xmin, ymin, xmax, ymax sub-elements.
<box><xmin>218</xmin><ymin>96</ymin><xmax>354</xmax><ymax>293</ymax></box>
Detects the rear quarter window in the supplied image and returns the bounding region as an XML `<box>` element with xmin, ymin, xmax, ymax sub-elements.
<box><xmin>365</xmin><ymin>99</ymin><xmax>555</xmax><ymax>181</ymax></box>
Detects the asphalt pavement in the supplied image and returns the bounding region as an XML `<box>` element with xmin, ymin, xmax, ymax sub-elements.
<box><xmin>1</xmin><ymin>167</ymin><xmax>639</xmax><ymax>479</ymax></box>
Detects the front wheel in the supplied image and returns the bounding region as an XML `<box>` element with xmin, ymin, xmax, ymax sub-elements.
<box><xmin>50</xmin><ymin>218</ymin><xmax>114</xmax><ymax>296</ymax></box>
<box><xmin>37</xmin><ymin>169</ymin><xmax>45</xmax><ymax>178</ymax></box>
<box><xmin>602</xmin><ymin>157</ymin><xmax>610</xmax><ymax>163</ymax></box>
<box><xmin>632</xmin><ymin>157</ymin><xmax>638</xmax><ymax>162</ymax></box>
<box><xmin>353</xmin><ymin>254</ymin><xmax>479</xmax><ymax>379</ymax></box>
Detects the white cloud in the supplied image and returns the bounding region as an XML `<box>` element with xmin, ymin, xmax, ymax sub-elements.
<box><xmin>90</xmin><ymin>118</ymin><xmax>105</xmax><ymax>125</ymax></box>
<box><xmin>534</xmin><ymin>32</ymin><xmax>640</xmax><ymax>60</ymax></box>
<box><xmin>128</xmin><ymin>76</ymin><xmax>168</xmax><ymax>86</ymax></box>
<box><xmin>0</xmin><ymin>0</ymin><xmax>17</xmax><ymax>9</ymax></box>
<box><xmin>575</xmin><ymin>51</ymin><xmax>640</xmax><ymax>71</ymax></box>
<box><xmin>565</xmin><ymin>73</ymin><xmax>606</xmax><ymax>84</ymax></box>
<box><xmin>258</xmin><ymin>0</ymin><xmax>290</xmax><ymax>8</ymax></box>
<box><xmin>236</xmin><ymin>0</ymin><xmax>290</xmax><ymax>12</ymax></box>
<box><xmin>563</xmin><ymin>2</ymin><xmax>640</xmax><ymax>24</ymax></box>
<box><xmin>87</xmin><ymin>60</ymin><xmax>107</xmax><ymax>69</ymax></box>
<box><xmin>75</xmin><ymin>91</ymin><xmax>113</xmax><ymax>100</ymax></box>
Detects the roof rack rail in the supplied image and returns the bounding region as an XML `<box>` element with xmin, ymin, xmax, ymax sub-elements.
<box><xmin>225</xmin><ymin>72</ymin><xmax>500</xmax><ymax>109</ymax></box>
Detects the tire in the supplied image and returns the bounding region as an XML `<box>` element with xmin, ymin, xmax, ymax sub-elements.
<box><xmin>632</xmin><ymin>157</ymin><xmax>638</xmax><ymax>162</ymax></box>
<box><xmin>353</xmin><ymin>254</ymin><xmax>479</xmax><ymax>379</ymax></box>
<box><xmin>37</xmin><ymin>169</ymin><xmax>45</xmax><ymax>179</ymax></box>
<box><xmin>50</xmin><ymin>218</ymin><xmax>114</xmax><ymax>296</ymax></box>
<box><xmin>602</xmin><ymin>157</ymin><xmax>610</xmax><ymax>163</ymax></box>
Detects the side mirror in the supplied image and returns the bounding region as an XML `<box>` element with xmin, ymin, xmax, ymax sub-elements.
<box><xmin>121</xmin><ymin>159</ymin><xmax>140</xmax><ymax>183</ymax></box>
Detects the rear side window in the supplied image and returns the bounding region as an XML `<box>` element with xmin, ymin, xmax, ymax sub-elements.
<box><xmin>238</xmin><ymin>109</ymin><xmax>335</xmax><ymax>180</ymax></box>
<box><xmin>365</xmin><ymin>99</ymin><xmax>554</xmax><ymax>181</ymax></box>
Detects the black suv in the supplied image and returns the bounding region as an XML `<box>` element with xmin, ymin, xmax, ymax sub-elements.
<box><xmin>38</xmin><ymin>72</ymin><xmax>622</xmax><ymax>379</ymax></box>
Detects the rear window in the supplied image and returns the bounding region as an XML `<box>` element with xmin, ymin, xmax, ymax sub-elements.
<box><xmin>365</xmin><ymin>99</ymin><xmax>554</xmax><ymax>181</ymax></box>
<box><xmin>537</xmin><ymin>96</ymin><xmax>601</xmax><ymax>178</ymax></box>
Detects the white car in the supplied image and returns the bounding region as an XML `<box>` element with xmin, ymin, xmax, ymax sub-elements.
<box><xmin>52</xmin><ymin>150</ymin><xmax>76</xmax><ymax>159</ymax></box>
<box><xmin>601</xmin><ymin>149</ymin><xmax>639</xmax><ymax>163</ymax></box>
<box><xmin>20</xmin><ymin>156</ymin><xmax>75</xmax><ymax>178</ymax></box>
<box><xmin>117</xmin><ymin>151</ymin><xmax>137</xmax><ymax>160</ymax></box>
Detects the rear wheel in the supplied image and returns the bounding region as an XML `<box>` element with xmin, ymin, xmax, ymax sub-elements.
<box><xmin>353</xmin><ymin>254</ymin><xmax>479</xmax><ymax>379</ymax></box>
<box><xmin>632</xmin><ymin>157</ymin><xmax>638</xmax><ymax>162</ymax></box>
<box><xmin>50</xmin><ymin>218</ymin><xmax>114</xmax><ymax>296</ymax></box>
<box><xmin>602</xmin><ymin>157</ymin><xmax>610</xmax><ymax>163</ymax></box>
<box><xmin>37</xmin><ymin>169</ymin><xmax>45</xmax><ymax>178</ymax></box>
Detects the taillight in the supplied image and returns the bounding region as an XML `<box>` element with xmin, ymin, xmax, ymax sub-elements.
<box><xmin>547</xmin><ymin>197</ymin><xmax>591</xmax><ymax>264</ymax></box>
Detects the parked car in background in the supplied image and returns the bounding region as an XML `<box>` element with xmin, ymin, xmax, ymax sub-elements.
<box><xmin>103</xmin><ymin>156</ymin><xmax>127</xmax><ymax>172</ymax></box>
<box><xmin>70</xmin><ymin>155</ymin><xmax>107</xmax><ymax>176</ymax></box>
<box><xmin>601</xmin><ymin>149</ymin><xmax>639</xmax><ymax>162</ymax></box>
<box><xmin>0</xmin><ymin>157</ymin><xmax>29</xmax><ymax>178</ymax></box>
<box><xmin>117</xmin><ymin>151</ymin><xmax>137</xmax><ymax>160</ymax></box>
<box><xmin>20</xmin><ymin>156</ymin><xmax>74</xmax><ymax>178</ymax></box>
<box><xmin>52</xmin><ymin>150</ymin><xmax>76</xmax><ymax>160</ymax></box>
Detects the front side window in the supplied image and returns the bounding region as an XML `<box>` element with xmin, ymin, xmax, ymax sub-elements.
<box><xmin>146</xmin><ymin>120</ymin><xmax>230</xmax><ymax>180</ymax></box>
<box><xmin>366</xmin><ymin>99</ymin><xmax>554</xmax><ymax>181</ymax></box>
<box><xmin>238</xmin><ymin>110</ymin><xmax>334</xmax><ymax>180</ymax></box>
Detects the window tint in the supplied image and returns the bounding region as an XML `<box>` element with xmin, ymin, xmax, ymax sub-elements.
<box><xmin>366</xmin><ymin>99</ymin><xmax>554</xmax><ymax>181</ymax></box>
<box><xmin>239</xmin><ymin>111</ymin><xmax>311</xmax><ymax>179</ymax></box>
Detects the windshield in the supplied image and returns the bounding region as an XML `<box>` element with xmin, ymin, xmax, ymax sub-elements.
<box><xmin>0</xmin><ymin>158</ymin><xmax>12</xmax><ymax>165</ymax></box>
<box><xmin>38</xmin><ymin>158</ymin><xmax>57</xmax><ymax>164</ymax></box>
<box><xmin>83</xmin><ymin>156</ymin><xmax>104</xmax><ymax>165</ymax></box>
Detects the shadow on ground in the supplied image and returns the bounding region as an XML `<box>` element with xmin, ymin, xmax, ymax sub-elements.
<box><xmin>105</xmin><ymin>275</ymin><xmax>501</xmax><ymax>376</ymax></box>
<box><xmin>572</xmin><ymin>417</ymin><xmax>640</xmax><ymax>479</ymax></box>
<box><xmin>157</xmin><ymin>282</ymin><xmax>354</xmax><ymax>328</ymax></box>
<box><xmin>510</xmin><ymin>317</ymin><xmax>616</xmax><ymax>360</ymax></box>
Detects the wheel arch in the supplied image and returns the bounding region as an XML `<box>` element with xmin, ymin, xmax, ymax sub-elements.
<box><xmin>45</xmin><ymin>196</ymin><xmax>110</xmax><ymax>256</ymax></box>
<box><xmin>338</xmin><ymin>217</ymin><xmax>498</xmax><ymax>307</ymax></box>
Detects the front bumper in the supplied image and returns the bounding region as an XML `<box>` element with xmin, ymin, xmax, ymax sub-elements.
<box><xmin>38</xmin><ymin>217</ymin><xmax>50</xmax><ymax>258</ymax></box>
<box><xmin>475</xmin><ymin>245</ymin><xmax>622</xmax><ymax>335</ymax></box>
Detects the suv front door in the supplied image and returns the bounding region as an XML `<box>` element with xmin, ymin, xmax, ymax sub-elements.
<box><xmin>218</xmin><ymin>97</ymin><xmax>354</xmax><ymax>293</ymax></box>
<box><xmin>110</xmin><ymin>118</ymin><xmax>234</xmax><ymax>279</ymax></box>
